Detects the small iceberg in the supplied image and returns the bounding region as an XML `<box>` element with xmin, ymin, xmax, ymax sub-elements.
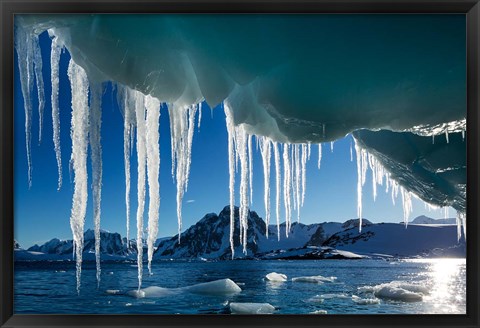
<box><xmin>310</xmin><ymin>310</ymin><xmax>328</xmax><ymax>314</ymax></box>
<box><xmin>357</xmin><ymin>281</ymin><xmax>427</xmax><ymax>302</ymax></box>
<box><xmin>230</xmin><ymin>302</ymin><xmax>275</xmax><ymax>314</ymax></box>
<box><xmin>352</xmin><ymin>295</ymin><xmax>381</xmax><ymax>305</ymax></box>
<box><xmin>126</xmin><ymin>278</ymin><xmax>242</xmax><ymax>299</ymax></box>
<box><xmin>375</xmin><ymin>286</ymin><xmax>423</xmax><ymax>302</ymax></box>
<box><xmin>185</xmin><ymin>278</ymin><xmax>242</xmax><ymax>295</ymax></box>
<box><xmin>306</xmin><ymin>295</ymin><xmax>324</xmax><ymax>303</ymax></box>
<box><xmin>105</xmin><ymin>289</ymin><xmax>121</xmax><ymax>295</ymax></box>
<box><xmin>265</xmin><ymin>272</ymin><xmax>287</xmax><ymax>282</ymax></box>
<box><xmin>292</xmin><ymin>275</ymin><xmax>337</xmax><ymax>283</ymax></box>
<box><xmin>319</xmin><ymin>293</ymin><xmax>349</xmax><ymax>299</ymax></box>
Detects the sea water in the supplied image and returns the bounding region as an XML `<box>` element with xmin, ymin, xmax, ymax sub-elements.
<box><xmin>14</xmin><ymin>259</ymin><xmax>466</xmax><ymax>314</ymax></box>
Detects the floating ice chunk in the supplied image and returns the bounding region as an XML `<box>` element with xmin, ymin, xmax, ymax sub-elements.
<box><xmin>307</xmin><ymin>295</ymin><xmax>324</xmax><ymax>303</ymax></box>
<box><xmin>310</xmin><ymin>310</ymin><xmax>328</xmax><ymax>314</ymax></box>
<box><xmin>292</xmin><ymin>275</ymin><xmax>337</xmax><ymax>283</ymax></box>
<box><xmin>126</xmin><ymin>289</ymin><xmax>146</xmax><ymax>298</ymax></box>
<box><xmin>352</xmin><ymin>295</ymin><xmax>381</xmax><ymax>305</ymax></box>
<box><xmin>230</xmin><ymin>302</ymin><xmax>275</xmax><ymax>314</ymax></box>
<box><xmin>105</xmin><ymin>289</ymin><xmax>121</xmax><ymax>295</ymax></box>
<box><xmin>265</xmin><ymin>272</ymin><xmax>287</xmax><ymax>282</ymax></box>
<box><xmin>319</xmin><ymin>293</ymin><xmax>349</xmax><ymax>299</ymax></box>
<box><xmin>184</xmin><ymin>278</ymin><xmax>242</xmax><ymax>295</ymax></box>
<box><xmin>374</xmin><ymin>286</ymin><xmax>423</xmax><ymax>302</ymax></box>
<box><xmin>127</xmin><ymin>278</ymin><xmax>242</xmax><ymax>299</ymax></box>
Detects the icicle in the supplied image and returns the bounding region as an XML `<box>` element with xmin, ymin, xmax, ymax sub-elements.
<box><xmin>67</xmin><ymin>60</ymin><xmax>90</xmax><ymax>294</ymax></box>
<box><xmin>307</xmin><ymin>143</ymin><xmax>311</xmax><ymax>161</ymax></box>
<box><xmin>368</xmin><ymin>154</ymin><xmax>378</xmax><ymax>201</ymax></box>
<box><xmin>317</xmin><ymin>144</ymin><xmax>322</xmax><ymax>170</ymax></box>
<box><xmin>273</xmin><ymin>142</ymin><xmax>281</xmax><ymax>241</ymax></box>
<box><xmin>445</xmin><ymin>129</ymin><xmax>449</xmax><ymax>143</ymax></box>
<box><xmin>301</xmin><ymin>144</ymin><xmax>307</xmax><ymax>207</ymax></box>
<box><xmin>134</xmin><ymin>92</ymin><xmax>147</xmax><ymax>290</ymax></box>
<box><xmin>350</xmin><ymin>139</ymin><xmax>353</xmax><ymax>162</ymax></box>
<box><xmin>168</xmin><ymin>104</ymin><xmax>197</xmax><ymax>241</ymax></box>
<box><xmin>432</xmin><ymin>135</ymin><xmax>435</xmax><ymax>144</ymax></box>
<box><xmin>457</xmin><ymin>211</ymin><xmax>467</xmax><ymax>241</ymax></box>
<box><xmin>294</xmin><ymin>144</ymin><xmax>301</xmax><ymax>221</ymax></box>
<box><xmin>461</xmin><ymin>129</ymin><xmax>465</xmax><ymax>140</ymax></box>
<box><xmin>259</xmin><ymin>137</ymin><xmax>271</xmax><ymax>238</ymax></box>
<box><xmin>145</xmin><ymin>96</ymin><xmax>160</xmax><ymax>274</ymax></box>
<box><xmin>32</xmin><ymin>34</ymin><xmax>45</xmax><ymax>144</ymax></box>
<box><xmin>330</xmin><ymin>141</ymin><xmax>334</xmax><ymax>153</ymax></box>
<box><xmin>235</xmin><ymin>125</ymin><xmax>249</xmax><ymax>254</ymax></box>
<box><xmin>49</xmin><ymin>32</ymin><xmax>63</xmax><ymax>190</ymax></box>
<box><xmin>89</xmin><ymin>83</ymin><xmax>103</xmax><ymax>287</ymax></box>
<box><xmin>15</xmin><ymin>25</ymin><xmax>34</xmax><ymax>188</ymax></box>
<box><xmin>248</xmin><ymin>134</ymin><xmax>253</xmax><ymax>205</ymax></box>
<box><xmin>400</xmin><ymin>188</ymin><xmax>412</xmax><ymax>226</ymax></box>
<box><xmin>119</xmin><ymin>88</ymin><xmax>135</xmax><ymax>242</ymax></box>
<box><xmin>354</xmin><ymin>139</ymin><xmax>367</xmax><ymax>231</ymax></box>
<box><xmin>197</xmin><ymin>102</ymin><xmax>202</xmax><ymax>130</ymax></box>
<box><xmin>283</xmin><ymin>144</ymin><xmax>292</xmax><ymax>236</ymax></box>
<box><xmin>224</xmin><ymin>104</ymin><xmax>236</xmax><ymax>258</ymax></box>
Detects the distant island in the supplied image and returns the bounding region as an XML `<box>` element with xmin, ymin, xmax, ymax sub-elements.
<box><xmin>15</xmin><ymin>206</ymin><xmax>465</xmax><ymax>262</ymax></box>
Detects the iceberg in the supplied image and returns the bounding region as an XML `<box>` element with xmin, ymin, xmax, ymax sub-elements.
<box><xmin>14</xmin><ymin>14</ymin><xmax>466</xmax><ymax>291</ymax></box>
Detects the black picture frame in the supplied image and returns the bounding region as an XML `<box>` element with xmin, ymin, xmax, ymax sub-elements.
<box><xmin>1</xmin><ymin>0</ymin><xmax>479</xmax><ymax>327</ymax></box>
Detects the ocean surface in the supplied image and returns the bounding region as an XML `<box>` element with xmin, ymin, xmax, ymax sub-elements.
<box><xmin>14</xmin><ymin>258</ymin><xmax>466</xmax><ymax>314</ymax></box>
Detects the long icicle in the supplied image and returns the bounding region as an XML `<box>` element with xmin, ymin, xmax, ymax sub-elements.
<box><xmin>354</xmin><ymin>138</ymin><xmax>367</xmax><ymax>232</ymax></box>
<box><xmin>259</xmin><ymin>137</ymin><xmax>271</xmax><ymax>238</ymax></box>
<box><xmin>248</xmin><ymin>134</ymin><xmax>253</xmax><ymax>205</ymax></box>
<box><xmin>15</xmin><ymin>25</ymin><xmax>34</xmax><ymax>188</ymax></box>
<box><xmin>283</xmin><ymin>144</ymin><xmax>292</xmax><ymax>236</ymax></box>
<box><xmin>33</xmin><ymin>34</ymin><xmax>45</xmax><ymax>144</ymax></box>
<box><xmin>236</xmin><ymin>126</ymin><xmax>249</xmax><ymax>254</ymax></box>
<box><xmin>145</xmin><ymin>95</ymin><xmax>160</xmax><ymax>275</ymax></box>
<box><xmin>67</xmin><ymin>59</ymin><xmax>90</xmax><ymax>294</ymax></box>
<box><xmin>273</xmin><ymin>142</ymin><xmax>281</xmax><ymax>240</ymax></box>
<box><xmin>119</xmin><ymin>87</ymin><xmax>135</xmax><ymax>242</ymax></box>
<box><xmin>89</xmin><ymin>82</ymin><xmax>103</xmax><ymax>287</ymax></box>
<box><xmin>134</xmin><ymin>91</ymin><xmax>147</xmax><ymax>290</ymax></box>
<box><xmin>168</xmin><ymin>104</ymin><xmax>197</xmax><ymax>242</ymax></box>
<box><xmin>49</xmin><ymin>31</ymin><xmax>63</xmax><ymax>190</ymax></box>
<box><xmin>224</xmin><ymin>103</ymin><xmax>236</xmax><ymax>258</ymax></box>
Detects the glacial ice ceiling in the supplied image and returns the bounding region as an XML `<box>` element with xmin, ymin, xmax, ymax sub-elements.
<box><xmin>15</xmin><ymin>14</ymin><xmax>467</xmax><ymax>292</ymax></box>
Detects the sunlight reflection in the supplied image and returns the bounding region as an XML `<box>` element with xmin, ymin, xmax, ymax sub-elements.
<box><xmin>408</xmin><ymin>258</ymin><xmax>465</xmax><ymax>313</ymax></box>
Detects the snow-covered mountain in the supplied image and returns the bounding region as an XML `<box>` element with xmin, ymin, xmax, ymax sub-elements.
<box><xmin>15</xmin><ymin>209</ymin><xmax>464</xmax><ymax>261</ymax></box>
<box><xmin>16</xmin><ymin>229</ymin><xmax>137</xmax><ymax>261</ymax></box>
<box><xmin>410</xmin><ymin>215</ymin><xmax>457</xmax><ymax>225</ymax></box>
<box><xmin>153</xmin><ymin>206</ymin><xmax>345</xmax><ymax>260</ymax></box>
<box><xmin>323</xmin><ymin>223</ymin><xmax>465</xmax><ymax>257</ymax></box>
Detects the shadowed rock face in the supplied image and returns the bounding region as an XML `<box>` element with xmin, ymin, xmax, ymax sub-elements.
<box><xmin>155</xmin><ymin>206</ymin><xmax>267</xmax><ymax>259</ymax></box>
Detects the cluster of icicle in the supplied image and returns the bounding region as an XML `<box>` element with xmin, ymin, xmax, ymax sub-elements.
<box><xmin>15</xmin><ymin>27</ymin><xmax>466</xmax><ymax>294</ymax></box>
<box><xmin>352</xmin><ymin>137</ymin><xmax>466</xmax><ymax>241</ymax></box>
<box><xmin>224</xmin><ymin>102</ymin><xmax>311</xmax><ymax>256</ymax></box>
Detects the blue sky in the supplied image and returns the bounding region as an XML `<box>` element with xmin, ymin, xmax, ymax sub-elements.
<box><xmin>14</xmin><ymin>30</ymin><xmax>457</xmax><ymax>249</ymax></box>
